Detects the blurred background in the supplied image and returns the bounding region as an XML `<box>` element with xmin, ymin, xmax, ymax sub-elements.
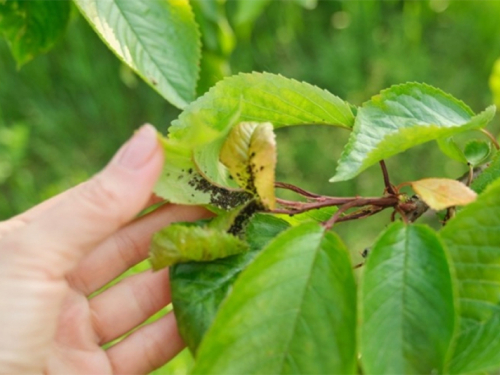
<box><xmin>1</xmin><ymin>0</ymin><xmax>500</xmax><ymax>372</ymax></box>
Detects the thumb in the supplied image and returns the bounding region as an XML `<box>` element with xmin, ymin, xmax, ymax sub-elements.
<box><xmin>5</xmin><ymin>124</ymin><xmax>165</xmax><ymax>278</ymax></box>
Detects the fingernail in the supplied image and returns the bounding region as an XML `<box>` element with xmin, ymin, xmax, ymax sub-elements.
<box><xmin>116</xmin><ymin>124</ymin><xmax>158</xmax><ymax>169</ymax></box>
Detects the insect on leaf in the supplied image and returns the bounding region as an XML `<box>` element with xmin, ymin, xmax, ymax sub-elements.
<box><xmin>410</xmin><ymin>178</ymin><xmax>477</xmax><ymax>211</ymax></box>
<box><xmin>220</xmin><ymin>122</ymin><xmax>276</xmax><ymax>209</ymax></box>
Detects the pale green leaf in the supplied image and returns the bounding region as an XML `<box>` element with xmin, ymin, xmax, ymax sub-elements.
<box><xmin>410</xmin><ymin>178</ymin><xmax>477</xmax><ymax>211</ymax></box>
<box><xmin>471</xmin><ymin>152</ymin><xmax>500</xmax><ymax>194</ymax></box>
<box><xmin>360</xmin><ymin>222</ymin><xmax>456</xmax><ymax>375</ymax></box>
<box><xmin>155</xmin><ymin>72</ymin><xmax>354</xmax><ymax>205</ymax></box>
<box><xmin>170</xmin><ymin>214</ymin><xmax>290</xmax><ymax>353</ymax></box>
<box><xmin>0</xmin><ymin>0</ymin><xmax>70</xmax><ymax>66</ymax></box>
<box><xmin>220</xmin><ymin>122</ymin><xmax>277</xmax><ymax>209</ymax></box>
<box><xmin>149</xmin><ymin>224</ymin><xmax>248</xmax><ymax>270</ymax></box>
<box><xmin>193</xmin><ymin>222</ymin><xmax>357</xmax><ymax>374</ymax></box>
<box><xmin>464</xmin><ymin>140</ymin><xmax>491</xmax><ymax>166</ymax></box>
<box><xmin>437</xmin><ymin>136</ymin><xmax>468</xmax><ymax>164</ymax></box>
<box><xmin>275</xmin><ymin>206</ymin><xmax>338</xmax><ymax>226</ymax></box>
<box><xmin>331</xmin><ymin>83</ymin><xmax>496</xmax><ymax>182</ymax></box>
<box><xmin>74</xmin><ymin>0</ymin><xmax>200</xmax><ymax>109</ymax></box>
<box><xmin>441</xmin><ymin>179</ymin><xmax>500</xmax><ymax>374</ymax></box>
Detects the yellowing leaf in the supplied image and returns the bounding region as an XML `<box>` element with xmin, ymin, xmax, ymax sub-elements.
<box><xmin>149</xmin><ymin>224</ymin><xmax>249</xmax><ymax>270</ymax></box>
<box><xmin>220</xmin><ymin>122</ymin><xmax>276</xmax><ymax>209</ymax></box>
<box><xmin>410</xmin><ymin>178</ymin><xmax>477</xmax><ymax>211</ymax></box>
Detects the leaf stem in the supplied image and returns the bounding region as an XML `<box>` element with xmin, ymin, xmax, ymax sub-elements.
<box><xmin>480</xmin><ymin>128</ymin><xmax>500</xmax><ymax>150</ymax></box>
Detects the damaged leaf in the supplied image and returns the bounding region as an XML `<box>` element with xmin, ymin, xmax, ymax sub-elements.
<box><xmin>220</xmin><ymin>122</ymin><xmax>276</xmax><ymax>209</ymax></box>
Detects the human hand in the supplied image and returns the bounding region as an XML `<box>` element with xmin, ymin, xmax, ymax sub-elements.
<box><xmin>0</xmin><ymin>125</ymin><xmax>210</xmax><ymax>375</ymax></box>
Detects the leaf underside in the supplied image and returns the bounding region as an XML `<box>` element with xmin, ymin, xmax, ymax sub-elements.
<box><xmin>360</xmin><ymin>222</ymin><xmax>456</xmax><ymax>375</ymax></box>
<box><xmin>441</xmin><ymin>179</ymin><xmax>500</xmax><ymax>374</ymax></box>
<box><xmin>192</xmin><ymin>222</ymin><xmax>357</xmax><ymax>374</ymax></box>
<box><xmin>331</xmin><ymin>82</ymin><xmax>496</xmax><ymax>182</ymax></box>
<box><xmin>74</xmin><ymin>0</ymin><xmax>200</xmax><ymax>109</ymax></box>
<box><xmin>154</xmin><ymin>72</ymin><xmax>355</xmax><ymax>206</ymax></box>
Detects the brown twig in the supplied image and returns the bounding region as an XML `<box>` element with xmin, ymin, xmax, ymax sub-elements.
<box><xmin>380</xmin><ymin>160</ymin><xmax>397</xmax><ymax>195</ymax></box>
<box><xmin>274</xmin><ymin>181</ymin><xmax>323</xmax><ymax>199</ymax></box>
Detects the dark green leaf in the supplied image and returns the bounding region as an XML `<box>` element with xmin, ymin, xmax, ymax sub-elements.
<box><xmin>0</xmin><ymin>0</ymin><xmax>70</xmax><ymax>66</ymax></box>
<box><xmin>192</xmin><ymin>222</ymin><xmax>357</xmax><ymax>374</ymax></box>
<box><xmin>149</xmin><ymin>225</ymin><xmax>248</xmax><ymax>270</ymax></box>
<box><xmin>331</xmin><ymin>83</ymin><xmax>495</xmax><ymax>182</ymax></box>
<box><xmin>360</xmin><ymin>222</ymin><xmax>456</xmax><ymax>374</ymax></box>
<box><xmin>154</xmin><ymin>72</ymin><xmax>355</xmax><ymax>205</ymax></box>
<box><xmin>170</xmin><ymin>214</ymin><xmax>290</xmax><ymax>353</ymax></box>
<box><xmin>471</xmin><ymin>152</ymin><xmax>500</xmax><ymax>194</ymax></box>
<box><xmin>74</xmin><ymin>0</ymin><xmax>201</xmax><ymax>109</ymax></box>
<box><xmin>464</xmin><ymin>139</ymin><xmax>491</xmax><ymax>166</ymax></box>
<box><xmin>441</xmin><ymin>179</ymin><xmax>500</xmax><ymax>374</ymax></box>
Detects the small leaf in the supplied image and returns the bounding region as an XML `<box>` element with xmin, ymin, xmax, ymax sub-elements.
<box><xmin>410</xmin><ymin>178</ymin><xmax>477</xmax><ymax>210</ymax></box>
<box><xmin>192</xmin><ymin>223</ymin><xmax>357</xmax><ymax>374</ymax></box>
<box><xmin>464</xmin><ymin>140</ymin><xmax>491</xmax><ymax>166</ymax></box>
<box><xmin>331</xmin><ymin>83</ymin><xmax>496</xmax><ymax>182</ymax></box>
<box><xmin>0</xmin><ymin>0</ymin><xmax>70</xmax><ymax>66</ymax></box>
<box><xmin>171</xmin><ymin>214</ymin><xmax>290</xmax><ymax>353</ymax></box>
<box><xmin>155</xmin><ymin>72</ymin><xmax>354</xmax><ymax>205</ymax></box>
<box><xmin>74</xmin><ymin>0</ymin><xmax>201</xmax><ymax>109</ymax></box>
<box><xmin>220</xmin><ymin>122</ymin><xmax>276</xmax><ymax>209</ymax></box>
<box><xmin>441</xmin><ymin>179</ymin><xmax>500</xmax><ymax>374</ymax></box>
<box><xmin>149</xmin><ymin>224</ymin><xmax>248</xmax><ymax>270</ymax></box>
<box><xmin>437</xmin><ymin>136</ymin><xmax>468</xmax><ymax>164</ymax></box>
<box><xmin>275</xmin><ymin>206</ymin><xmax>338</xmax><ymax>225</ymax></box>
<box><xmin>471</xmin><ymin>152</ymin><xmax>500</xmax><ymax>194</ymax></box>
<box><xmin>359</xmin><ymin>222</ymin><xmax>456</xmax><ymax>374</ymax></box>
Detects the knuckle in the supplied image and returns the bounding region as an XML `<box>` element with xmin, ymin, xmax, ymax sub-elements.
<box><xmin>78</xmin><ymin>175</ymin><xmax>123</xmax><ymax>220</ymax></box>
<box><xmin>114</xmin><ymin>231</ymin><xmax>145</xmax><ymax>268</ymax></box>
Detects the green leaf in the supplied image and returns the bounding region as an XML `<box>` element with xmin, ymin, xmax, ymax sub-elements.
<box><xmin>275</xmin><ymin>206</ymin><xmax>338</xmax><ymax>225</ymax></box>
<box><xmin>0</xmin><ymin>0</ymin><xmax>70</xmax><ymax>67</ymax></box>
<box><xmin>149</xmin><ymin>224</ymin><xmax>248</xmax><ymax>270</ymax></box>
<box><xmin>437</xmin><ymin>136</ymin><xmax>468</xmax><ymax>164</ymax></box>
<box><xmin>331</xmin><ymin>83</ymin><xmax>496</xmax><ymax>182</ymax></box>
<box><xmin>464</xmin><ymin>140</ymin><xmax>491</xmax><ymax>166</ymax></box>
<box><xmin>441</xmin><ymin>179</ymin><xmax>500</xmax><ymax>374</ymax></box>
<box><xmin>234</xmin><ymin>0</ymin><xmax>271</xmax><ymax>26</ymax></box>
<box><xmin>74</xmin><ymin>0</ymin><xmax>200</xmax><ymax>109</ymax></box>
<box><xmin>220</xmin><ymin>122</ymin><xmax>277</xmax><ymax>209</ymax></box>
<box><xmin>359</xmin><ymin>222</ymin><xmax>456</xmax><ymax>375</ymax></box>
<box><xmin>170</xmin><ymin>214</ymin><xmax>290</xmax><ymax>353</ymax></box>
<box><xmin>471</xmin><ymin>152</ymin><xmax>500</xmax><ymax>194</ymax></box>
<box><xmin>155</xmin><ymin>72</ymin><xmax>354</xmax><ymax>205</ymax></box>
<box><xmin>192</xmin><ymin>222</ymin><xmax>357</xmax><ymax>374</ymax></box>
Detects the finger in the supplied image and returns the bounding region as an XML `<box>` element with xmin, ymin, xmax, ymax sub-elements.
<box><xmin>0</xmin><ymin>193</ymin><xmax>164</xmax><ymax>240</ymax></box>
<box><xmin>90</xmin><ymin>269</ymin><xmax>171</xmax><ymax>345</ymax></box>
<box><xmin>5</xmin><ymin>125</ymin><xmax>164</xmax><ymax>279</ymax></box>
<box><xmin>107</xmin><ymin>312</ymin><xmax>185</xmax><ymax>375</ymax></box>
<box><xmin>67</xmin><ymin>204</ymin><xmax>211</xmax><ymax>296</ymax></box>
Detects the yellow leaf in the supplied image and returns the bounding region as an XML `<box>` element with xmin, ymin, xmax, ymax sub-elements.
<box><xmin>410</xmin><ymin>178</ymin><xmax>477</xmax><ymax>211</ymax></box>
<box><xmin>220</xmin><ymin>122</ymin><xmax>276</xmax><ymax>209</ymax></box>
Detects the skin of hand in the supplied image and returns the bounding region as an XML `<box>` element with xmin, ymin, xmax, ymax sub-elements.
<box><xmin>0</xmin><ymin>125</ymin><xmax>210</xmax><ymax>375</ymax></box>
